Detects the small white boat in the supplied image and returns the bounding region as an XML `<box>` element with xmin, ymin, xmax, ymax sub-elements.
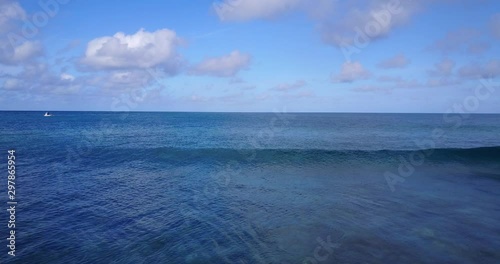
<box><xmin>44</xmin><ymin>112</ymin><xmax>52</xmax><ymax>117</ymax></box>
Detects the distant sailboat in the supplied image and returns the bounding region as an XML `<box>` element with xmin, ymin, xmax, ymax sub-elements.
<box><xmin>44</xmin><ymin>112</ymin><xmax>52</xmax><ymax>117</ymax></box>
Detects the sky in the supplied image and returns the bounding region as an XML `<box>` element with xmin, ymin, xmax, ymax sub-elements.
<box><xmin>0</xmin><ymin>0</ymin><xmax>499</xmax><ymax>112</ymax></box>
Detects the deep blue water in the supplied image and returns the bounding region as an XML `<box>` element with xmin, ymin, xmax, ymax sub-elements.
<box><xmin>0</xmin><ymin>112</ymin><xmax>500</xmax><ymax>263</ymax></box>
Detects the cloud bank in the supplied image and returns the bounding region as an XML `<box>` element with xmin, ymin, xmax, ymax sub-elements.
<box><xmin>190</xmin><ymin>50</ymin><xmax>251</xmax><ymax>77</ymax></box>
<box><xmin>333</xmin><ymin>61</ymin><xmax>371</xmax><ymax>83</ymax></box>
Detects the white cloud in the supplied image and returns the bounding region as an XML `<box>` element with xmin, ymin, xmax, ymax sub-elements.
<box><xmin>467</xmin><ymin>42</ymin><xmax>490</xmax><ymax>55</ymax></box>
<box><xmin>18</xmin><ymin>62</ymin><xmax>49</xmax><ymax>80</ymax></box>
<box><xmin>241</xmin><ymin>85</ymin><xmax>256</xmax><ymax>90</ymax></box>
<box><xmin>272</xmin><ymin>80</ymin><xmax>306</xmax><ymax>92</ymax></box>
<box><xmin>352</xmin><ymin>75</ymin><xmax>455</xmax><ymax>93</ymax></box>
<box><xmin>229</xmin><ymin>77</ymin><xmax>245</xmax><ymax>84</ymax></box>
<box><xmin>10</xmin><ymin>41</ymin><xmax>43</xmax><ymax>62</ymax></box>
<box><xmin>360</xmin><ymin>74</ymin><xmax>439</xmax><ymax>93</ymax></box>
<box><xmin>428</xmin><ymin>58</ymin><xmax>455</xmax><ymax>77</ymax></box>
<box><xmin>3</xmin><ymin>78</ymin><xmax>20</xmax><ymax>89</ymax></box>
<box><xmin>57</xmin><ymin>39</ymin><xmax>81</xmax><ymax>55</ymax></box>
<box><xmin>190</xmin><ymin>50</ymin><xmax>251</xmax><ymax>77</ymax></box>
<box><xmin>1</xmin><ymin>62</ymin><xmax>83</xmax><ymax>95</ymax></box>
<box><xmin>216</xmin><ymin>0</ymin><xmax>479</xmax><ymax>56</ymax></box>
<box><xmin>391</xmin><ymin>78</ymin><xmax>421</xmax><ymax>89</ymax></box>
<box><xmin>213</xmin><ymin>0</ymin><xmax>302</xmax><ymax>21</ymax></box>
<box><xmin>0</xmin><ymin>1</ymin><xmax>42</xmax><ymax>65</ymax></box>
<box><xmin>213</xmin><ymin>0</ymin><xmax>337</xmax><ymax>22</ymax></box>
<box><xmin>61</xmin><ymin>73</ymin><xmax>75</xmax><ymax>81</ymax></box>
<box><xmin>214</xmin><ymin>0</ymin><xmax>421</xmax><ymax>48</ymax></box>
<box><xmin>255</xmin><ymin>92</ymin><xmax>272</xmax><ymax>100</ymax></box>
<box><xmin>458</xmin><ymin>60</ymin><xmax>500</xmax><ymax>79</ymax></box>
<box><xmin>427</xmin><ymin>28</ymin><xmax>480</xmax><ymax>53</ymax></box>
<box><xmin>378</xmin><ymin>53</ymin><xmax>410</xmax><ymax>69</ymax></box>
<box><xmin>352</xmin><ymin>85</ymin><xmax>392</xmax><ymax>94</ymax></box>
<box><xmin>86</xmin><ymin>70</ymin><xmax>158</xmax><ymax>91</ymax></box>
<box><xmin>321</xmin><ymin>0</ymin><xmax>420</xmax><ymax>47</ymax></box>
<box><xmin>333</xmin><ymin>61</ymin><xmax>371</xmax><ymax>83</ymax></box>
<box><xmin>1</xmin><ymin>41</ymin><xmax>38</xmax><ymax>65</ymax></box>
<box><xmin>426</xmin><ymin>78</ymin><xmax>460</xmax><ymax>87</ymax></box>
<box><xmin>377</xmin><ymin>75</ymin><xmax>403</xmax><ymax>82</ymax></box>
<box><xmin>280</xmin><ymin>90</ymin><xmax>314</xmax><ymax>99</ymax></box>
<box><xmin>491</xmin><ymin>13</ymin><xmax>500</xmax><ymax>39</ymax></box>
<box><xmin>81</xmin><ymin>28</ymin><xmax>183</xmax><ymax>71</ymax></box>
<box><xmin>0</xmin><ymin>0</ymin><xmax>25</xmax><ymax>33</ymax></box>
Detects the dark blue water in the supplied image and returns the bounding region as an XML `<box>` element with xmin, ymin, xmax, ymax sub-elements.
<box><xmin>1</xmin><ymin>112</ymin><xmax>499</xmax><ymax>263</ymax></box>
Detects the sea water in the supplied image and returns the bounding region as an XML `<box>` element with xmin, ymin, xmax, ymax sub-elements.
<box><xmin>0</xmin><ymin>112</ymin><xmax>499</xmax><ymax>263</ymax></box>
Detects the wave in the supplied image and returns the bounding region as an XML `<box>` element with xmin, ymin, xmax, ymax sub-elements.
<box><xmin>52</xmin><ymin>145</ymin><xmax>500</xmax><ymax>170</ymax></box>
<box><xmin>145</xmin><ymin>146</ymin><xmax>500</xmax><ymax>165</ymax></box>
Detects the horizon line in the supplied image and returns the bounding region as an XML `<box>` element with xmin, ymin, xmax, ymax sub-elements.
<box><xmin>1</xmin><ymin>110</ymin><xmax>500</xmax><ymax>115</ymax></box>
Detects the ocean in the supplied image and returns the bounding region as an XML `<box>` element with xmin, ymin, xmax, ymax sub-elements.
<box><xmin>0</xmin><ymin>111</ymin><xmax>499</xmax><ymax>263</ymax></box>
